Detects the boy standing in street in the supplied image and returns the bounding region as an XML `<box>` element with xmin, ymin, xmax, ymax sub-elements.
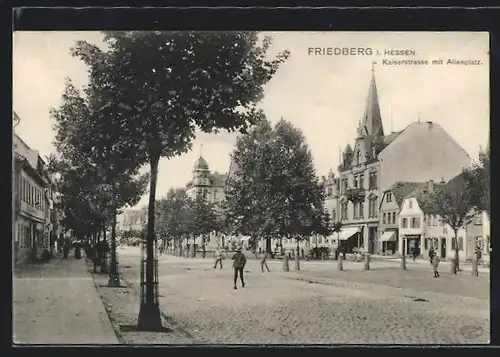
<box><xmin>214</xmin><ymin>246</ymin><xmax>223</xmax><ymax>269</ymax></box>
<box><xmin>432</xmin><ymin>254</ymin><xmax>440</xmax><ymax>278</ymax></box>
<box><xmin>261</xmin><ymin>251</ymin><xmax>271</xmax><ymax>273</ymax></box>
<box><xmin>232</xmin><ymin>246</ymin><xmax>247</xmax><ymax>290</ymax></box>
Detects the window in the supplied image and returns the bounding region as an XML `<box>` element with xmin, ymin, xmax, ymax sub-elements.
<box><xmin>387</xmin><ymin>193</ymin><xmax>392</xmax><ymax>202</ymax></box>
<box><xmin>369</xmin><ymin>171</ymin><xmax>378</xmax><ymax>190</ymax></box>
<box><xmin>392</xmin><ymin>212</ymin><xmax>396</xmax><ymax>224</ymax></box>
<box><xmin>353</xmin><ymin>175</ymin><xmax>358</xmax><ymax>188</ymax></box>
<box><xmin>327</xmin><ymin>187</ymin><xmax>333</xmax><ymax>197</ymax></box>
<box><xmin>424</xmin><ymin>238</ymin><xmax>430</xmax><ymax>250</ymax></box>
<box><xmin>359</xmin><ymin>202</ymin><xmax>364</xmax><ymax>219</ymax></box>
<box><xmin>474</xmin><ymin>214</ymin><xmax>483</xmax><ymax>225</ymax></box>
<box><xmin>331</xmin><ymin>210</ymin><xmax>336</xmax><ymax>222</ymax></box>
<box><xmin>359</xmin><ymin>174</ymin><xmax>364</xmax><ymax>189</ymax></box>
<box><xmin>369</xmin><ymin>197</ymin><xmax>377</xmax><ymax>218</ymax></box>
<box><xmin>402</xmin><ymin>218</ymin><xmax>408</xmax><ymax>228</ymax></box>
<box><xmin>443</xmin><ymin>227</ymin><xmax>448</xmax><ymax>234</ymax></box>
<box><xmin>355</xmin><ymin>150</ymin><xmax>361</xmax><ymax>165</ymax></box>
<box><xmin>383</xmin><ymin>213</ymin><xmax>387</xmax><ymax>224</ymax></box>
<box><xmin>353</xmin><ymin>202</ymin><xmax>359</xmax><ymax>219</ymax></box>
<box><xmin>451</xmin><ymin>237</ymin><xmax>462</xmax><ymax>250</ymax></box>
<box><xmin>411</xmin><ymin>218</ymin><xmax>420</xmax><ymax>228</ymax></box>
<box><xmin>409</xmin><ymin>200</ymin><xmax>413</xmax><ymax>209</ymax></box>
<box><xmin>432</xmin><ymin>215</ymin><xmax>437</xmax><ymax>226</ymax></box>
<box><xmin>341</xmin><ymin>203</ymin><xmax>348</xmax><ymax>220</ymax></box>
<box><xmin>213</xmin><ymin>189</ymin><xmax>217</xmax><ymax>201</ymax></box>
<box><xmin>476</xmin><ymin>236</ymin><xmax>484</xmax><ymax>249</ymax></box>
<box><xmin>439</xmin><ymin>218</ymin><xmax>444</xmax><ymax>226</ymax></box>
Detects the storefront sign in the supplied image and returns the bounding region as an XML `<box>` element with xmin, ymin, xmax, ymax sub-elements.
<box><xmin>403</xmin><ymin>234</ymin><xmax>421</xmax><ymax>240</ymax></box>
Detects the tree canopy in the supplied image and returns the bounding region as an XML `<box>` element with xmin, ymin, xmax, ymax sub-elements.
<box><xmin>48</xmin><ymin>80</ymin><xmax>149</xmax><ymax>239</ymax></box>
<box><xmin>464</xmin><ymin>146</ymin><xmax>490</xmax><ymax>216</ymax></box>
<box><xmin>224</xmin><ymin>118</ymin><xmax>330</xmax><ymax>251</ymax></box>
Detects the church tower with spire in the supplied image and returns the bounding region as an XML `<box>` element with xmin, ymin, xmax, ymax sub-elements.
<box><xmin>335</xmin><ymin>62</ymin><xmax>472</xmax><ymax>257</ymax></box>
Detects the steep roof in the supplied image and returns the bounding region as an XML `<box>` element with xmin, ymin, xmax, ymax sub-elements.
<box><xmin>386</xmin><ymin>181</ymin><xmax>427</xmax><ymax>206</ymax></box>
<box><xmin>405</xmin><ymin>181</ymin><xmax>447</xmax><ymax>215</ymax></box>
<box><xmin>361</xmin><ymin>69</ymin><xmax>384</xmax><ymax>138</ymax></box>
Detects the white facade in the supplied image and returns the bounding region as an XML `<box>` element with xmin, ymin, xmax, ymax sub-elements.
<box><xmin>399</xmin><ymin>196</ymin><xmax>471</xmax><ymax>262</ymax></box>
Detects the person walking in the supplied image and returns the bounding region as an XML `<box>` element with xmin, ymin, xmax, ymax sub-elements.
<box><xmin>474</xmin><ymin>246</ymin><xmax>482</xmax><ymax>276</ymax></box>
<box><xmin>260</xmin><ymin>251</ymin><xmax>271</xmax><ymax>273</ymax></box>
<box><xmin>63</xmin><ymin>237</ymin><xmax>70</xmax><ymax>259</ymax></box>
<box><xmin>232</xmin><ymin>246</ymin><xmax>247</xmax><ymax>290</ymax></box>
<box><xmin>429</xmin><ymin>247</ymin><xmax>435</xmax><ymax>265</ymax></box>
<box><xmin>432</xmin><ymin>254</ymin><xmax>440</xmax><ymax>278</ymax></box>
<box><xmin>214</xmin><ymin>246</ymin><xmax>223</xmax><ymax>269</ymax></box>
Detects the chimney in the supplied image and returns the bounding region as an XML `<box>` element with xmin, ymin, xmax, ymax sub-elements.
<box><xmin>427</xmin><ymin>180</ymin><xmax>434</xmax><ymax>193</ymax></box>
<box><xmin>440</xmin><ymin>177</ymin><xmax>445</xmax><ymax>184</ymax></box>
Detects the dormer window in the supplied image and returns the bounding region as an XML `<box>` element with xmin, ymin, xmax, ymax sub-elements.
<box><xmin>409</xmin><ymin>201</ymin><xmax>413</xmax><ymax>209</ymax></box>
<box><xmin>386</xmin><ymin>193</ymin><xmax>392</xmax><ymax>202</ymax></box>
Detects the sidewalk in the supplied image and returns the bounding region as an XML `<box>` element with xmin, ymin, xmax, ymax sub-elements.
<box><xmin>13</xmin><ymin>253</ymin><xmax>118</xmax><ymax>345</ymax></box>
<box><xmin>370</xmin><ymin>254</ymin><xmax>490</xmax><ymax>273</ymax></box>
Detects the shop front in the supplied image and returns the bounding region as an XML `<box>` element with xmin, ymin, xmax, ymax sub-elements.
<box><xmin>402</xmin><ymin>234</ymin><xmax>422</xmax><ymax>256</ymax></box>
<box><xmin>380</xmin><ymin>229</ymin><xmax>398</xmax><ymax>255</ymax></box>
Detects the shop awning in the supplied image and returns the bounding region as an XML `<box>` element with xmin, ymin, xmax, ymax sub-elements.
<box><xmin>380</xmin><ymin>231</ymin><xmax>397</xmax><ymax>242</ymax></box>
<box><xmin>338</xmin><ymin>227</ymin><xmax>359</xmax><ymax>241</ymax></box>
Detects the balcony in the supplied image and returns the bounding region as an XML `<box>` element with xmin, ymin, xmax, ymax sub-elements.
<box><xmin>346</xmin><ymin>187</ymin><xmax>365</xmax><ymax>203</ymax></box>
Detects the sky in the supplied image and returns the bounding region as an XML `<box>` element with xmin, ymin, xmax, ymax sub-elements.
<box><xmin>13</xmin><ymin>31</ymin><xmax>489</xmax><ymax>209</ymax></box>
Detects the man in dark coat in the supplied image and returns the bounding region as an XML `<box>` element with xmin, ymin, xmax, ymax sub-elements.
<box><xmin>232</xmin><ymin>246</ymin><xmax>247</xmax><ymax>290</ymax></box>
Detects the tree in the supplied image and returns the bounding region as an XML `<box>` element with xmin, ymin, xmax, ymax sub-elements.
<box><xmin>186</xmin><ymin>190</ymin><xmax>219</xmax><ymax>257</ymax></box>
<box><xmin>156</xmin><ymin>188</ymin><xmax>191</xmax><ymax>254</ymax></box>
<box><xmin>71</xmin><ymin>31</ymin><xmax>289</xmax><ymax>329</ymax></box>
<box><xmin>431</xmin><ymin>174</ymin><xmax>477</xmax><ymax>273</ymax></box>
<box><xmin>225</xmin><ymin>118</ymin><xmax>329</xmax><ymax>256</ymax></box>
<box><xmin>464</xmin><ymin>146</ymin><xmax>490</xmax><ymax>216</ymax></box>
<box><xmin>49</xmin><ymin>80</ymin><xmax>149</xmax><ymax>282</ymax></box>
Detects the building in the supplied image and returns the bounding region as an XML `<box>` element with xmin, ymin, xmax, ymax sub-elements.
<box><xmin>465</xmin><ymin>211</ymin><xmax>490</xmax><ymax>266</ymax></box>
<box><xmin>398</xmin><ymin>177</ymin><xmax>487</xmax><ymax>263</ymax></box>
<box><xmin>120</xmin><ymin>208</ymin><xmax>147</xmax><ymax>233</ymax></box>
<box><xmin>186</xmin><ymin>155</ymin><xmax>227</xmax><ymax>205</ymax></box>
<box><xmin>378</xmin><ymin>181</ymin><xmax>432</xmax><ymax>255</ymax></box>
<box><xmin>13</xmin><ymin>132</ymin><xmax>54</xmax><ymax>263</ymax></box>
<box><xmin>337</xmin><ymin>67</ymin><xmax>472</xmax><ymax>254</ymax></box>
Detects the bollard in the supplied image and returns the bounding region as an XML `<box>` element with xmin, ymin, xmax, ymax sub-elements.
<box><xmin>400</xmin><ymin>255</ymin><xmax>407</xmax><ymax>270</ymax></box>
<box><xmin>282</xmin><ymin>254</ymin><xmax>290</xmax><ymax>272</ymax></box>
<box><xmin>450</xmin><ymin>259</ymin><xmax>457</xmax><ymax>274</ymax></box>
<box><xmin>337</xmin><ymin>255</ymin><xmax>343</xmax><ymax>271</ymax></box>
<box><xmin>294</xmin><ymin>254</ymin><xmax>300</xmax><ymax>271</ymax></box>
<box><xmin>363</xmin><ymin>254</ymin><xmax>370</xmax><ymax>270</ymax></box>
<box><xmin>471</xmin><ymin>258</ymin><xmax>479</xmax><ymax>277</ymax></box>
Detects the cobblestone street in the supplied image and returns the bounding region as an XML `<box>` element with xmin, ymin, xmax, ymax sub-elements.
<box><xmin>118</xmin><ymin>248</ymin><xmax>490</xmax><ymax>344</ymax></box>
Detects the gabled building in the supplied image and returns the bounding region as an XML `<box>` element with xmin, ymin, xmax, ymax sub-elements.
<box><xmin>337</xmin><ymin>67</ymin><xmax>473</xmax><ymax>254</ymax></box>
<box><xmin>378</xmin><ymin>181</ymin><xmax>429</xmax><ymax>255</ymax></box>
<box><xmin>13</xmin><ymin>132</ymin><xmax>54</xmax><ymax>263</ymax></box>
<box><xmin>398</xmin><ymin>176</ymin><xmax>485</xmax><ymax>262</ymax></box>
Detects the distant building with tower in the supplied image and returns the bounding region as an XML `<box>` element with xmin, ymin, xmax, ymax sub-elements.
<box><xmin>185</xmin><ymin>152</ymin><xmax>227</xmax><ymax>205</ymax></box>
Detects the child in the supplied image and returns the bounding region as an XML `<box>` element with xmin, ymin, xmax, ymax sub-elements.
<box><xmin>432</xmin><ymin>254</ymin><xmax>440</xmax><ymax>278</ymax></box>
<box><xmin>232</xmin><ymin>246</ymin><xmax>247</xmax><ymax>289</ymax></box>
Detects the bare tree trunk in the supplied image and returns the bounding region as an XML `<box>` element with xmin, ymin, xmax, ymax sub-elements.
<box><xmin>454</xmin><ymin>231</ymin><xmax>460</xmax><ymax>272</ymax></box>
<box><xmin>108</xmin><ymin>213</ymin><xmax>120</xmax><ymax>287</ymax></box>
<box><xmin>137</xmin><ymin>155</ymin><xmax>162</xmax><ymax>330</ymax></box>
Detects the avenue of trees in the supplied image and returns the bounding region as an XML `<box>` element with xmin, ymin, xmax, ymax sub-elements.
<box><xmin>51</xmin><ymin>31</ymin><xmax>289</xmax><ymax>330</ymax></box>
